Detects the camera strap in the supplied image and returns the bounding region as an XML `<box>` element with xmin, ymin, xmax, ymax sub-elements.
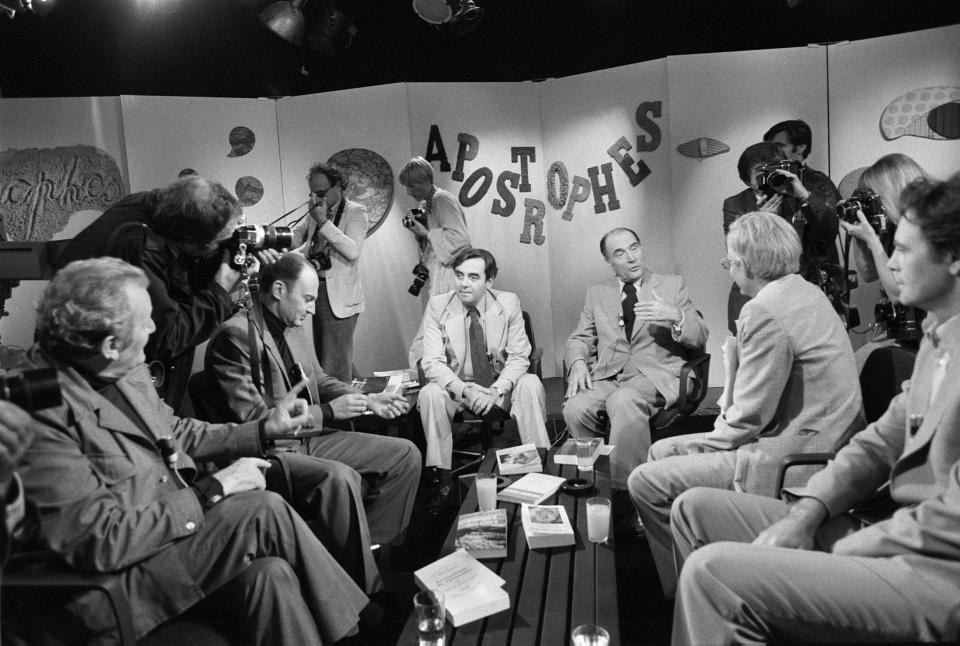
<box><xmin>310</xmin><ymin>198</ymin><xmax>347</xmax><ymax>255</ymax></box>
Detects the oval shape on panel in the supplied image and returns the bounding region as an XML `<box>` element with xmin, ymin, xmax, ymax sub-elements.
<box><xmin>676</xmin><ymin>137</ymin><xmax>730</xmax><ymax>159</ymax></box>
<box><xmin>227</xmin><ymin>126</ymin><xmax>256</xmax><ymax>157</ymax></box>
<box><xmin>880</xmin><ymin>87</ymin><xmax>960</xmax><ymax>140</ymax></box>
<box><xmin>326</xmin><ymin>148</ymin><xmax>394</xmax><ymax>237</ymax></box>
<box><xmin>235</xmin><ymin>176</ymin><xmax>264</xmax><ymax>207</ymax></box>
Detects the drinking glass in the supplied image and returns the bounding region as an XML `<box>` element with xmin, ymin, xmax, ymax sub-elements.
<box><xmin>586</xmin><ymin>496</ymin><xmax>611</xmax><ymax>544</ymax></box>
<box><xmin>476</xmin><ymin>473</ymin><xmax>498</xmax><ymax>512</ymax></box>
<box><xmin>414</xmin><ymin>589</ymin><xmax>445</xmax><ymax>646</ymax></box>
<box><xmin>571</xmin><ymin>623</ymin><xmax>610</xmax><ymax>646</ymax></box>
<box><xmin>575</xmin><ymin>437</ymin><xmax>601</xmax><ymax>472</ymax></box>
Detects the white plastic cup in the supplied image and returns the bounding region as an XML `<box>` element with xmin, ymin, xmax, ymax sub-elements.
<box><xmin>575</xmin><ymin>437</ymin><xmax>601</xmax><ymax>472</ymax></box>
<box><xmin>414</xmin><ymin>589</ymin><xmax>445</xmax><ymax>646</ymax></box>
<box><xmin>586</xmin><ymin>496</ymin><xmax>611</xmax><ymax>544</ymax></box>
<box><xmin>476</xmin><ymin>473</ymin><xmax>498</xmax><ymax>512</ymax></box>
<box><xmin>571</xmin><ymin>623</ymin><xmax>610</xmax><ymax>646</ymax></box>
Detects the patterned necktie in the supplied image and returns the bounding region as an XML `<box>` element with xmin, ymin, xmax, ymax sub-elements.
<box><xmin>622</xmin><ymin>282</ymin><xmax>637</xmax><ymax>340</ymax></box>
<box><xmin>468</xmin><ymin>307</ymin><xmax>495</xmax><ymax>387</ymax></box>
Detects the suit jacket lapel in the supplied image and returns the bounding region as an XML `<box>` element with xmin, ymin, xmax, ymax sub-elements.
<box><xmin>902</xmin><ymin>346</ymin><xmax>959</xmax><ymax>460</ymax></box>
<box><xmin>58</xmin><ymin>363</ymin><xmax>158</xmax><ymax>445</ymax></box>
<box><xmin>483</xmin><ymin>291</ymin><xmax>507</xmax><ymax>352</ymax></box>
<box><xmin>633</xmin><ymin>268</ymin><xmax>654</xmax><ymax>340</ymax></box>
<box><xmin>601</xmin><ymin>279</ymin><xmax>624</xmax><ymax>340</ymax></box>
<box><xmin>442</xmin><ymin>296</ymin><xmax>468</xmax><ymax>366</ymax></box>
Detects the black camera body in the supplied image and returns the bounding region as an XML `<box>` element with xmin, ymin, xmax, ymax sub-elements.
<box><xmin>408</xmin><ymin>262</ymin><xmax>430</xmax><ymax>297</ymax></box>
<box><xmin>309</xmin><ymin>250</ymin><xmax>332</xmax><ymax>272</ymax></box>
<box><xmin>875</xmin><ymin>298</ymin><xmax>923</xmax><ymax>341</ymax></box>
<box><xmin>402</xmin><ymin>208</ymin><xmax>428</xmax><ymax>230</ymax></box>
<box><xmin>837</xmin><ymin>189</ymin><xmax>888</xmax><ymax>232</ymax></box>
<box><xmin>230</xmin><ymin>224</ymin><xmax>293</xmax><ymax>267</ymax></box>
<box><xmin>756</xmin><ymin>160</ymin><xmax>804</xmax><ymax>196</ymax></box>
<box><xmin>0</xmin><ymin>367</ymin><xmax>62</xmax><ymax>411</ymax></box>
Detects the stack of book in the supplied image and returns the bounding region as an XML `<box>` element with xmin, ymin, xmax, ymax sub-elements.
<box><xmin>495</xmin><ymin>443</ymin><xmax>542</xmax><ymax>475</ymax></box>
<box><xmin>414</xmin><ymin>549</ymin><xmax>510</xmax><ymax>627</ymax></box>
<box><xmin>521</xmin><ymin>504</ymin><xmax>575</xmax><ymax>549</ymax></box>
<box><xmin>496</xmin><ymin>472</ymin><xmax>566</xmax><ymax>505</ymax></box>
<box><xmin>455</xmin><ymin>509</ymin><xmax>508</xmax><ymax>559</ymax></box>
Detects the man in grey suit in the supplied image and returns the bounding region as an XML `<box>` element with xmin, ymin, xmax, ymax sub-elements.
<box><xmin>563</xmin><ymin>228</ymin><xmax>708</xmax><ymax>490</ymax></box>
<box><xmin>204</xmin><ymin>253</ymin><xmax>420</xmax><ymax>593</ymax></box>
<box><xmin>628</xmin><ymin>211</ymin><xmax>865</xmax><ymax>599</ymax></box>
<box><xmin>671</xmin><ymin>174</ymin><xmax>960</xmax><ymax>644</ymax></box>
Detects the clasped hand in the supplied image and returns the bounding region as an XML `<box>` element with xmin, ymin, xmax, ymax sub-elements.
<box><xmin>464</xmin><ymin>383</ymin><xmax>498</xmax><ymax>416</ymax></box>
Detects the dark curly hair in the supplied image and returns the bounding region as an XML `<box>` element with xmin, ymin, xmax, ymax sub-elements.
<box><xmin>307</xmin><ymin>163</ymin><xmax>348</xmax><ymax>192</ymax></box>
<box><xmin>899</xmin><ymin>174</ymin><xmax>960</xmax><ymax>261</ymax></box>
<box><xmin>150</xmin><ymin>177</ymin><xmax>241</xmax><ymax>246</ymax></box>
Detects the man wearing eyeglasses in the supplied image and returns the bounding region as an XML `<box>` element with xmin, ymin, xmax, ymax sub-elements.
<box><xmin>292</xmin><ymin>164</ymin><xmax>367</xmax><ymax>383</ymax></box>
<box><xmin>628</xmin><ymin>211</ymin><xmax>863</xmax><ymax>599</ymax></box>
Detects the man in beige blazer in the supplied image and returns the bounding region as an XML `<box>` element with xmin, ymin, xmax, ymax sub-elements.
<box><xmin>671</xmin><ymin>174</ymin><xmax>960</xmax><ymax>644</ymax></box>
<box><xmin>563</xmin><ymin>227</ymin><xmax>708</xmax><ymax>490</ymax></box>
<box><xmin>629</xmin><ymin>212</ymin><xmax>864</xmax><ymax>599</ymax></box>
<box><xmin>293</xmin><ymin>163</ymin><xmax>367</xmax><ymax>382</ymax></box>
<box><xmin>418</xmin><ymin>248</ymin><xmax>548</xmax><ymax>513</ymax></box>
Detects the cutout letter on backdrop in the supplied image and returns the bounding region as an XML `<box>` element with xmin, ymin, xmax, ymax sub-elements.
<box><xmin>547</xmin><ymin>161</ymin><xmax>569</xmax><ymax>210</ymax></box>
<box><xmin>635</xmin><ymin>101</ymin><xmax>662</xmax><ymax>152</ymax></box>
<box><xmin>520</xmin><ymin>198</ymin><xmax>546</xmax><ymax>245</ymax></box>
<box><xmin>425</xmin><ymin>125</ymin><xmax>451</xmax><ymax>172</ymax></box>
<box><xmin>453</xmin><ymin>133</ymin><xmax>479</xmax><ymax>182</ymax></box>
<box><xmin>562</xmin><ymin>175</ymin><xmax>592</xmax><ymax>221</ymax></box>
<box><xmin>459</xmin><ymin>167</ymin><xmax>493</xmax><ymax>207</ymax></box>
<box><xmin>510</xmin><ymin>147</ymin><xmax>536</xmax><ymax>192</ymax></box>
<box><xmin>607</xmin><ymin>136</ymin><xmax>651</xmax><ymax>187</ymax></box>
<box><xmin>588</xmin><ymin>163</ymin><xmax>620</xmax><ymax>214</ymax></box>
<box><xmin>492</xmin><ymin>171</ymin><xmax>520</xmax><ymax>217</ymax></box>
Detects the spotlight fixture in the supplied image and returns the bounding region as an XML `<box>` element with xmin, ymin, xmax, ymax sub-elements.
<box><xmin>412</xmin><ymin>0</ymin><xmax>483</xmax><ymax>35</ymax></box>
<box><xmin>259</xmin><ymin>0</ymin><xmax>307</xmax><ymax>45</ymax></box>
<box><xmin>0</xmin><ymin>0</ymin><xmax>31</xmax><ymax>19</ymax></box>
<box><xmin>307</xmin><ymin>1</ymin><xmax>358</xmax><ymax>57</ymax></box>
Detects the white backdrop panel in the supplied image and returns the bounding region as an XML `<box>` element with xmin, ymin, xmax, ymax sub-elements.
<box><xmin>0</xmin><ymin>97</ymin><xmax>126</xmax><ymax>352</ymax></box>
<box><xmin>277</xmin><ymin>83</ymin><xmax>417</xmax><ymax>376</ymax></box>
<box><xmin>406</xmin><ymin>82</ymin><xmax>556</xmax><ymax>376</ymax></box>
<box><xmin>539</xmin><ymin>60</ymin><xmax>671</xmax><ymax>376</ymax></box>
<box><xmin>667</xmin><ymin>46</ymin><xmax>829</xmax><ymax>384</ymax></box>
<box><xmin>828</xmin><ymin>24</ymin><xmax>960</xmax><ymax>344</ymax></box>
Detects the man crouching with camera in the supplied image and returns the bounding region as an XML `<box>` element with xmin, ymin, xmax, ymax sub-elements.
<box><xmin>58</xmin><ymin>176</ymin><xmax>279</xmax><ymax>414</ymax></box>
<box><xmin>10</xmin><ymin>257</ymin><xmax>372</xmax><ymax>644</ymax></box>
<box><xmin>722</xmin><ymin>129</ymin><xmax>840</xmax><ymax>333</ymax></box>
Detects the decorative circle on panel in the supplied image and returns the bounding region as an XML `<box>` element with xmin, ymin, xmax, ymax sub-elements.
<box><xmin>235</xmin><ymin>176</ymin><xmax>264</xmax><ymax>207</ymax></box>
<box><xmin>326</xmin><ymin>148</ymin><xmax>394</xmax><ymax>237</ymax></box>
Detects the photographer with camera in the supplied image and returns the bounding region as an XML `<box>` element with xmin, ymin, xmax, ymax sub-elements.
<box><xmin>723</xmin><ymin>133</ymin><xmax>841</xmax><ymax>333</ymax></box>
<box><xmin>291</xmin><ymin>164</ymin><xmax>367</xmax><ymax>383</ymax></box>
<box><xmin>57</xmin><ymin>176</ymin><xmax>272</xmax><ymax>414</ymax></box>
<box><xmin>839</xmin><ymin>153</ymin><xmax>928</xmax><ymax>345</ymax></box>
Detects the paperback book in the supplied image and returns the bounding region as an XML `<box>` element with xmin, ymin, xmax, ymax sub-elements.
<box><xmin>521</xmin><ymin>504</ymin><xmax>575</xmax><ymax>549</ymax></box>
<box><xmin>496</xmin><ymin>472</ymin><xmax>566</xmax><ymax>505</ymax></box>
<box><xmin>495</xmin><ymin>443</ymin><xmax>542</xmax><ymax>475</ymax></box>
<box><xmin>414</xmin><ymin>548</ymin><xmax>510</xmax><ymax>627</ymax></box>
<box><xmin>455</xmin><ymin>509</ymin><xmax>508</xmax><ymax>559</ymax></box>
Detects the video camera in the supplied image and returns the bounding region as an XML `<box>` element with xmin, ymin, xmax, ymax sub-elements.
<box><xmin>0</xmin><ymin>367</ymin><xmax>62</xmax><ymax>411</ymax></box>
<box><xmin>875</xmin><ymin>296</ymin><xmax>923</xmax><ymax>342</ymax></box>
<box><xmin>230</xmin><ymin>224</ymin><xmax>293</xmax><ymax>267</ymax></box>
<box><xmin>756</xmin><ymin>160</ymin><xmax>805</xmax><ymax>196</ymax></box>
<box><xmin>408</xmin><ymin>262</ymin><xmax>430</xmax><ymax>297</ymax></box>
<box><xmin>837</xmin><ymin>189</ymin><xmax>888</xmax><ymax>233</ymax></box>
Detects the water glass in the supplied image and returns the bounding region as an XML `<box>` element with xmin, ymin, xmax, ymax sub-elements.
<box><xmin>571</xmin><ymin>623</ymin><xmax>610</xmax><ymax>646</ymax></box>
<box><xmin>414</xmin><ymin>589</ymin><xmax>445</xmax><ymax>646</ymax></box>
<box><xmin>575</xmin><ymin>437</ymin><xmax>601</xmax><ymax>472</ymax></box>
<box><xmin>586</xmin><ymin>496</ymin><xmax>611</xmax><ymax>544</ymax></box>
<box><xmin>476</xmin><ymin>472</ymin><xmax>498</xmax><ymax>512</ymax></box>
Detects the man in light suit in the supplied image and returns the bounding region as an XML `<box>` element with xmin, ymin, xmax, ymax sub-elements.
<box><xmin>628</xmin><ymin>212</ymin><xmax>864</xmax><ymax>599</ymax></box>
<box><xmin>563</xmin><ymin>228</ymin><xmax>708</xmax><ymax>490</ymax></box>
<box><xmin>672</xmin><ymin>174</ymin><xmax>960</xmax><ymax>644</ymax></box>
<box><xmin>418</xmin><ymin>248</ymin><xmax>548</xmax><ymax>513</ymax></box>
<box><xmin>204</xmin><ymin>253</ymin><xmax>420</xmax><ymax>592</ymax></box>
<box><xmin>293</xmin><ymin>163</ymin><xmax>367</xmax><ymax>383</ymax></box>
<box><xmin>15</xmin><ymin>257</ymin><xmax>369</xmax><ymax>644</ymax></box>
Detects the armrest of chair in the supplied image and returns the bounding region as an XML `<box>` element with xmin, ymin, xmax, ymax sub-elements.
<box><xmin>775</xmin><ymin>452</ymin><xmax>835</xmax><ymax>497</ymax></box>
<box><xmin>528</xmin><ymin>347</ymin><xmax>543</xmax><ymax>379</ymax></box>
<box><xmin>676</xmin><ymin>352</ymin><xmax>711</xmax><ymax>414</ymax></box>
<box><xmin>4</xmin><ymin>551</ymin><xmax>137</xmax><ymax>645</ymax></box>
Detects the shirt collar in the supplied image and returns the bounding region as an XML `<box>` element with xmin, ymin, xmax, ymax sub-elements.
<box><xmin>923</xmin><ymin>311</ymin><xmax>960</xmax><ymax>349</ymax></box>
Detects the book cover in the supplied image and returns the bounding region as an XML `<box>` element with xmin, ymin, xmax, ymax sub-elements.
<box><xmin>521</xmin><ymin>504</ymin><xmax>575</xmax><ymax>549</ymax></box>
<box><xmin>552</xmin><ymin>439</ymin><xmax>614</xmax><ymax>466</ymax></box>
<box><xmin>414</xmin><ymin>548</ymin><xmax>510</xmax><ymax>627</ymax></box>
<box><xmin>455</xmin><ymin>509</ymin><xmax>508</xmax><ymax>559</ymax></box>
<box><xmin>496</xmin><ymin>472</ymin><xmax>566</xmax><ymax>505</ymax></box>
<box><xmin>495</xmin><ymin>443</ymin><xmax>542</xmax><ymax>475</ymax></box>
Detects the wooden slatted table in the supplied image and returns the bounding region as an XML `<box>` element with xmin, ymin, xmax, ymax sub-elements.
<box><xmin>400</xmin><ymin>447</ymin><xmax>620</xmax><ymax>645</ymax></box>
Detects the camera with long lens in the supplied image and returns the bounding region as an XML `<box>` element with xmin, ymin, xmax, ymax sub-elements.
<box><xmin>0</xmin><ymin>367</ymin><xmax>62</xmax><ymax>411</ymax></box>
<box><xmin>837</xmin><ymin>189</ymin><xmax>888</xmax><ymax>232</ymax></box>
<box><xmin>408</xmin><ymin>262</ymin><xmax>430</xmax><ymax>297</ymax></box>
<box><xmin>230</xmin><ymin>224</ymin><xmax>293</xmax><ymax>267</ymax></box>
<box><xmin>756</xmin><ymin>160</ymin><xmax>805</xmax><ymax>196</ymax></box>
<box><xmin>402</xmin><ymin>208</ymin><xmax>428</xmax><ymax>230</ymax></box>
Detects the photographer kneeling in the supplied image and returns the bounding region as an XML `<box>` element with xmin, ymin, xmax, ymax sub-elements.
<box><xmin>58</xmin><ymin>176</ymin><xmax>283</xmax><ymax>413</ymax></box>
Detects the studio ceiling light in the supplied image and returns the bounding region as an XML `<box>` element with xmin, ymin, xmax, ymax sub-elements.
<box><xmin>259</xmin><ymin>0</ymin><xmax>307</xmax><ymax>45</ymax></box>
